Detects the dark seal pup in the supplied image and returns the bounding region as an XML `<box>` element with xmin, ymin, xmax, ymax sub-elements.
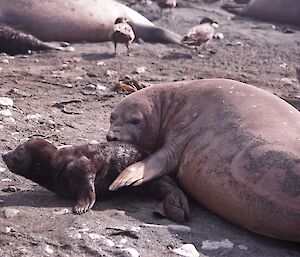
<box><xmin>2</xmin><ymin>138</ymin><xmax>189</xmax><ymax>223</ymax></box>
<box><xmin>0</xmin><ymin>0</ymin><xmax>181</xmax><ymax>44</ymax></box>
<box><xmin>106</xmin><ymin>78</ymin><xmax>300</xmax><ymax>242</ymax></box>
<box><xmin>0</xmin><ymin>26</ymin><xmax>65</xmax><ymax>55</ymax></box>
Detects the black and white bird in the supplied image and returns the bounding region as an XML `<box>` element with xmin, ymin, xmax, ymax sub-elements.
<box><xmin>181</xmin><ymin>17</ymin><xmax>219</xmax><ymax>51</ymax></box>
<box><xmin>112</xmin><ymin>17</ymin><xmax>135</xmax><ymax>56</ymax></box>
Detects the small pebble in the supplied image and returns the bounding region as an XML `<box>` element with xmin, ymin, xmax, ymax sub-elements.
<box><xmin>64</xmin><ymin>84</ymin><xmax>74</xmax><ymax>88</ymax></box>
<box><xmin>116</xmin><ymin>247</ymin><xmax>140</xmax><ymax>257</ymax></box>
<box><xmin>135</xmin><ymin>67</ymin><xmax>146</xmax><ymax>74</ymax></box>
<box><xmin>4</xmin><ymin>208</ymin><xmax>20</xmax><ymax>218</ymax></box>
<box><xmin>53</xmin><ymin>208</ymin><xmax>69</xmax><ymax>215</ymax></box>
<box><xmin>4</xmin><ymin>117</ymin><xmax>15</xmax><ymax>123</ymax></box>
<box><xmin>167</xmin><ymin>225</ymin><xmax>191</xmax><ymax>233</ymax></box>
<box><xmin>214</xmin><ymin>32</ymin><xmax>224</xmax><ymax>40</ymax></box>
<box><xmin>96</xmin><ymin>61</ymin><xmax>106</xmax><ymax>66</ymax></box>
<box><xmin>45</xmin><ymin>245</ymin><xmax>54</xmax><ymax>255</ymax></box>
<box><xmin>1</xmin><ymin>178</ymin><xmax>12</xmax><ymax>182</ymax></box>
<box><xmin>88</xmin><ymin>233</ymin><xmax>101</xmax><ymax>240</ymax></box>
<box><xmin>201</xmin><ymin>239</ymin><xmax>234</xmax><ymax>250</ymax></box>
<box><xmin>67</xmin><ymin>230</ymin><xmax>82</xmax><ymax>239</ymax></box>
<box><xmin>1</xmin><ymin>59</ymin><xmax>9</xmax><ymax>64</ymax></box>
<box><xmin>280</xmin><ymin>63</ymin><xmax>288</xmax><ymax>69</ymax></box>
<box><xmin>0</xmin><ymin>109</ymin><xmax>12</xmax><ymax>117</ymax></box>
<box><xmin>5</xmin><ymin>227</ymin><xmax>12</xmax><ymax>233</ymax></box>
<box><xmin>0</xmin><ymin>97</ymin><xmax>13</xmax><ymax>106</ymax></box>
<box><xmin>172</xmin><ymin>244</ymin><xmax>200</xmax><ymax>257</ymax></box>
<box><xmin>238</xmin><ymin>244</ymin><xmax>248</xmax><ymax>250</ymax></box>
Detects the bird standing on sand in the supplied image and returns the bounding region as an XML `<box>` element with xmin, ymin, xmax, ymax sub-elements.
<box><xmin>155</xmin><ymin>0</ymin><xmax>177</xmax><ymax>17</ymax></box>
<box><xmin>181</xmin><ymin>17</ymin><xmax>218</xmax><ymax>51</ymax></box>
<box><xmin>112</xmin><ymin>17</ymin><xmax>135</xmax><ymax>56</ymax></box>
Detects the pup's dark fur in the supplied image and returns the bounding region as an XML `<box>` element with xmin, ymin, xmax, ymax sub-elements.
<box><xmin>2</xmin><ymin>138</ymin><xmax>189</xmax><ymax>223</ymax></box>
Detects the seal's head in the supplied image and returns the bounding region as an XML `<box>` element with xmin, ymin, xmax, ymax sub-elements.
<box><xmin>2</xmin><ymin>138</ymin><xmax>56</xmax><ymax>178</ymax></box>
<box><xmin>106</xmin><ymin>94</ymin><xmax>160</xmax><ymax>151</ymax></box>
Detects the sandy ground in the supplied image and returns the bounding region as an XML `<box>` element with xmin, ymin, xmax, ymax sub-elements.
<box><xmin>0</xmin><ymin>0</ymin><xmax>300</xmax><ymax>256</ymax></box>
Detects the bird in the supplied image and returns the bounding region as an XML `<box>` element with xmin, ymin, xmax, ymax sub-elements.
<box><xmin>111</xmin><ymin>17</ymin><xmax>135</xmax><ymax>56</ymax></box>
<box><xmin>155</xmin><ymin>0</ymin><xmax>177</xmax><ymax>17</ymax></box>
<box><xmin>181</xmin><ymin>17</ymin><xmax>219</xmax><ymax>51</ymax></box>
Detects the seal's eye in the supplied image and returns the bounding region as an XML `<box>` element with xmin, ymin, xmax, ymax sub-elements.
<box><xmin>129</xmin><ymin>118</ymin><xmax>140</xmax><ymax>125</ymax></box>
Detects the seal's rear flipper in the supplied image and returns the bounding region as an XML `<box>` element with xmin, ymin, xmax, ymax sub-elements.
<box><xmin>135</xmin><ymin>25</ymin><xmax>181</xmax><ymax>45</ymax></box>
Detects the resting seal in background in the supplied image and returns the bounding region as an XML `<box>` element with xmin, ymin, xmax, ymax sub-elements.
<box><xmin>229</xmin><ymin>0</ymin><xmax>300</xmax><ymax>27</ymax></box>
<box><xmin>0</xmin><ymin>0</ymin><xmax>181</xmax><ymax>44</ymax></box>
<box><xmin>2</xmin><ymin>139</ymin><xmax>189</xmax><ymax>223</ymax></box>
<box><xmin>107</xmin><ymin>78</ymin><xmax>300</xmax><ymax>242</ymax></box>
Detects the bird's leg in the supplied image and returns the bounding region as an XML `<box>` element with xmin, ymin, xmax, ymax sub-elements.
<box><xmin>126</xmin><ymin>42</ymin><xmax>130</xmax><ymax>56</ymax></box>
<box><xmin>113</xmin><ymin>42</ymin><xmax>117</xmax><ymax>56</ymax></box>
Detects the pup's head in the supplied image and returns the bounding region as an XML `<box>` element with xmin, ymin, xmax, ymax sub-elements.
<box><xmin>2</xmin><ymin>138</ymin><xmax>56</xmax><ymax>178</ymax></box>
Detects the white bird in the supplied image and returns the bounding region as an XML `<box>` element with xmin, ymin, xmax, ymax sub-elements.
<box><xmin>181</xmin><ymin>17</ymin><xmax>219</xmax><ymax>51</ymax></box>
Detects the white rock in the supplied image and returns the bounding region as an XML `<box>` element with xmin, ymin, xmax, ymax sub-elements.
<box><xmin>172</xmin><ymin>244</ymin><xmax>200</xmax><ymax>257</ymax></box>
<box><xmin>214</xmin><ymin>32</ymin><xmax>224</xmax><ymax>40</ymax></box>
<box><xmin>106</xmin><ymin>70</ymin><xmax>117</xmax><ymax>77</ymax></box>
<box><xmin>135</xmin><ymin>67</ymin><xmax>146</xmax><ymax>74</ymax></box>
<box><xmin>1</xmin><ymin>178</ymin><xmax>12</xmax><ymax>182</ymax></box>
<box><xmin>75</xmin><ymin>76</ymin><xmax>83</xmax><ymax>80</ymax></box>
<box><xmin>3</xmin><ymin>117</ymin><xmax>15</xmax><ymax>123</ymax></box>
<box><xmin>280</xmin><ymin>77</ymin><xmax>295</xmax><ymax>85</ymax></box>
<box><xmin>119</xmin><ymin>238</ymin><xmax>128</xmax><ymax>244</ymax></box>
<box><xmin>0</xmin><ymin>109</ymin><xmax>12</xmax><ymax>117</ymax></box>
<box><xmin>53</xmin><ymin>208</ymin><xmax>69</xmax><ymax>215</ymax></box>
<box><xmin>201</xmin><ymin>239</ymin><xmax>234</xmax><ymax>250</ymax></box>
<box><xmin>64</xmin><ymin>84</ymin><xmax>74</xmax><ymax>88</ymax></box>
<box><xmin>45</xmin><ymin>245</ymin><xmax>54</xmax><ymax>255</ymax></box>
<box><xmin>100</xmin><ymin>235</ymin><xmax>115</xmax><ymax>247</ymax></box>
<box><xmin>119</xmin><ymin>247</ymin><xmax>140</xmax><ymax>257</ymax></box>
<box><xmin>96</xmin><ymin>84</ymin><xmax>107</xmax><ymax>91</ymax></box>
<box><xmin>167</xmin><ymin>225</ymin><xmax>191</xmax><ymax>233</ymax></box>
<box><xmin>280</xmin><ymin>63</ymin><xmax>288</xmax><ymax>69</ymax></box>
<box><xmin>67</xmin><ymin>230</ymin><xmax>82</xmax><ymax>239</ymax></box>
<box><xmin>85</xmin><ymin>84</ymin><xmax>97</xmax><ymax>91</ymax></box>
<box><xmin>89</xmin><ymin>140</ymin><xmax>99</xmax><ymax>145</ymax></box>
<box><xmin>1</xmin><ymin>59</ymin><xmax>9</xmax><ymax>64</ymax></box>
<box><xmin>5</xmin><ymin>227</ymin><xmax>12</xmax><ymax>233</ymax></box>
<box><xmin>4</xmin><ymin>208</ymin><xmax>20</xmax><ymax>218</ymax></box>
<box><xmin>140</xmin><ymin>223</ymin><xmax>167</xmax><ymax>228</ymax></box>
<box><xmin>0</xmin><ymin>124</ymin><xmax>4</xmax><ymax>130</ymax></box>
<box><xmin>96</xmin><ymin>61</ymin><xmax>106</xmax><ymax>66</ymax></box>
<box><xmin>25</xmin><ymin>113</ymin><xmax>42</xmax><ymax>122</ymax></box>
<box><xmin>0</xmin><ymin>97</ymin><xmax>13</xmax><ymax>106</ymax></box>
<box><xmin>88</xmin><ymin>233</ymin><xmax>101</xmax><ymax>240</ymax></box>
<box><xmin>238</xmin><ymin>244</ymin><xmax>248</xmax><ymax>250</ymax></box>
<box><xmin>0</xmin><ymin>167</ymin><xmax>6</xmax><ymax>172</ymax></box>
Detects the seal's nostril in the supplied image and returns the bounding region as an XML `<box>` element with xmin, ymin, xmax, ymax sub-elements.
<box><xmin>106</xmin><ymin>131</ymin><xmax>117</xmax><ymax>141</ymax></box>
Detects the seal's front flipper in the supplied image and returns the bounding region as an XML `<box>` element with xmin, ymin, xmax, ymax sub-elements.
<box><xmin>62</xmin><ymin>156</ymin><xmax>96</xmax><ymax>214</ymax></box>
<box><xmin>109</xmin><ymin>161</ymin><xmax>146</xmax><ymax>191</ymax></box>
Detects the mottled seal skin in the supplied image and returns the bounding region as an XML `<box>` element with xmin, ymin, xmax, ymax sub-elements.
<box><xmin>2</xmin><ymin>138</ymin><xmax>189</xmax><ymax>222</ymax></box>
<box><xmin>0</xmin><ymin>0</ymin><xmax>181</xmax><ymax>44</ymax></box>
<box><xmin>107</xmin><ymin>78</ymin><xmax>300</xmax><ymax>242</ymax></box>
<box><xmin>237</xmin><ymin>0</ymin><xmax>300</xmax><ymax>26</ymax></box>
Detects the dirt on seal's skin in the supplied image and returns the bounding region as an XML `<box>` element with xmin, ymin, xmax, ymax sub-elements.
<box><xmin>0</xmin><ymin>1</ymin><xmax>299</xmax><ymax>256</ymax></box>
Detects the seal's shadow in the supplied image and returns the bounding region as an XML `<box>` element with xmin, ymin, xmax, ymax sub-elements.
<box><xmin>81</xmin><ymin>53</ymin><xmax>115</xmax><ymax>61</ymax></box>
<box><xmin>1</xmin><ymin>186</ymin><xmax>300</xmax><ymax>255</ymax></box>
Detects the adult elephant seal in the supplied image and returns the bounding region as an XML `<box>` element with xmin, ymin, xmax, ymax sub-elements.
<box><xmin>0</xmin><ymin>0</ymin><xmax>181</xmax><ymax>44</ymax></box>
<box><xmin>107</xmin><ymin>79</ymin><xmax>300</xmax><ymax>242</ymax></box>
<box><xmin>229</xmin><ymin>0</ymin><xmax>300</xmax><ymax>26</ymax></box>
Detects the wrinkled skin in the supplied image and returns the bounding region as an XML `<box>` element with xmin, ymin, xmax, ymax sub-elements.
<box><xmin>2</xmin><ymin>138</ymin><xmax>189</xmax><ymax>223</ymax></box>
<box><xmin>107</xmin><ymin>78</ymin><xmax>300</xmax><ymax>242</ymax></box>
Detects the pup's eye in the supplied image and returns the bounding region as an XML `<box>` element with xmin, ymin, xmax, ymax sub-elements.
<box><xmin>130</xmin><ymin>118</ymin><xmax>140</xmax><ymax>125</ymax></box>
